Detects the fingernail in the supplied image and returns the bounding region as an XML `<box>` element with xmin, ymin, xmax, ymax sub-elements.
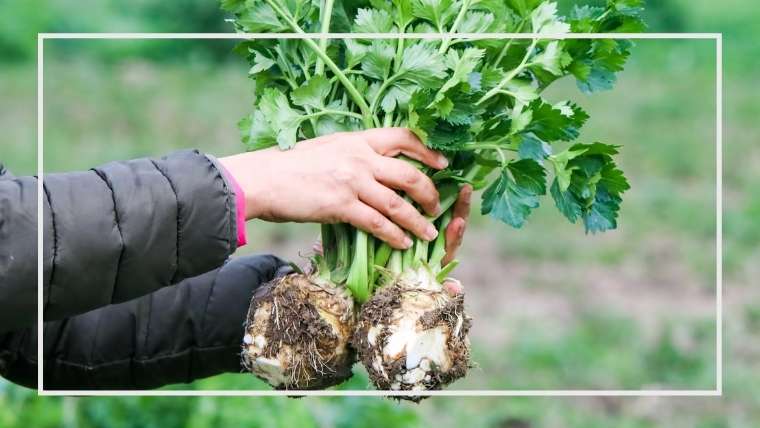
<box><xmin>425</xmin><ymin>224</ymin><xmax>438</xmax><ymax>241</ymax></box>
<box><xmin>403</xmin><ymin>236</ymin><xmax>413</xmax><ymax>249</ymax></box>
<box><xmin>437</xmin><ymin>154</ymin><xmax>449</xmax><ymax>168</ymax></box>
<box><xmin>434</xmin><ymin>202</ymin><xmax>442</xmax><ymax>216</ymax></box>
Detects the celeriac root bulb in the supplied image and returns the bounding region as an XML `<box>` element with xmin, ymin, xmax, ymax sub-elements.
<box><xmin>353</xmin><ymin>267</ymin><xmax>471</xmax><ymax>398</ymax></box>
<box><xmin>242</xmin><ymin>273</ymin><xmax>356</xmax><ymax>389</ymax></box>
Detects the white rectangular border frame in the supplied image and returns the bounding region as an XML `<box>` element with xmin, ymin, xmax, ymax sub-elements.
<box><xmin>37</xmin><ymin>32</ymin><xmax>723</xmax><ymax>398</ymax></box>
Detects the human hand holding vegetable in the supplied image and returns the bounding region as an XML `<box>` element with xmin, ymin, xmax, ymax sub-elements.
<box><xmin>310</xmin><ymin>180</ymin><xmax>473</xmax><ymax>295</ymax></box>
<box><xmin>220</xmin><ymin>128</ymin><xmax>450</xmax><ymax>250</ymax></box>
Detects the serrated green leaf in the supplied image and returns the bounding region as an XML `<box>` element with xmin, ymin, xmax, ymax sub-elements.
<box><xmin>239</xmin><ymin>110</ymin><xmax>278</xmax><ymax>151</ymax></box>
<box><xmin>426</xmin><ymin>122</ymin><xmax>471</xmax><ymax>152</ymax></box>
<box><xmin>551</xmin><ymin>142</ymin><xmax>629</xmax><ymax>232</ymax></box>
<box><xmin>530</xmin><ymin>1</ymin><xmax>570</xmax><ymax>34</ymax></box>
<box><xmin>481</xmin><ymin>169</ymin><xmax>540</xmax><ymax>228</ymax></box>
<box><xmin>569</xmin><ymin>5</ymin><xmax>605</xmax><ymax>32</ymax></box>
<box><xmin>314</xmin><ymin>115</ymin><xmax>360</xmax><ymax>137</ymax></box>
<box><xmin>583</xmin><ymin>186</ymin><xmax>622</xmax><ymax>233</ymax></box>
<box><xmin>552</xmin><ymin>100</ymin><xmax>574</xmax><ymax>117</ymax></box>
<box><xmin>525</xmin><ymin>99</ymin><xmax>588</xmax><ymax>141</ymax></box>
<box><xmin>530</xmin><ymin>41</ymin><xmax>568</xmax><ymax>75</ymax></box>
<box><xmin>505</xmin><ymin>79</ymin><xmax>539</xmax><ymax>104</ymax></box>
<box><xmin>550</xmin><ymin>178</ymin><xmax>582</xmax><ymax>223</ymax></box>
<box><xmin>348</xmin><ymin>74</ymin><xmax>369</xmax><ymax>95</ymax></box>
<box><xmin>235</xmin><ymin>3</ymin><xmax>288</xmax><ymax>32</ymax></box>
<box><xmin>291</xmin><ymin>75</ymin><xmax>332</xmax><ymax>109</ymax></box>
<box><xmin>412</xmin><ymin>0</ymin><xmax>458</xmax><ymax>29</ymax></box>
<box><xmin>433</xmin><ymin>47</ymin><xmax>485</xmax><ymax>103</ymax></box>
<box><xmin>508</xmin><ymin>158</ymin><xmax>547</xmax><ymax>195</ymax></box>
<box><xmin>572</xmin><ymin>39</ymin><xmax>633</xmax><ymax>93</ymax></box>
<box><xmin>353</xmin><ymin>8</ymin><xmax>394</xmax><ymax>33</ymax></box>
<box><xmin>434</xmin><ymin>96</ymin><xmax>454</xmax><ymax>117</ymax></box>
<box><xmin>599</xmin><ymin>162</ymin><xmax>630</xmax><ymax>195</ymax></box>
<box><xmin>344</xmin><ymin>39</ymin><xmax>368</xmax><ymax>67</ymax></box>
<box><xmin>457</xmin><ymin>11</ymin><xmax>496</xmax><ymax>33</ymax></box>
<box><xmin>398</xmin><ymin>43</ymin><xmax>447</xmax><ymax>88</ymax></box>
<box><xmin>518</xmin><ymin>133</ymin><xmax>551</xmax><ymax>161</ymax></box>
<box><xmin>380</xmin><ymin>82</ymin><xmax>415</xmax><ymax>113</ymax></box>
<box><xmin>479</xmin><ymin>65</ymin><xmax>506</xmax><ymax>92</ymax></box>
<box><xmin>510</xmin><ymin>102</ymin><xmax>533</xmax><ymax>134</ymax></box>
<box><xmin>259</xmin><ymin>88</ymin><xmax>303</xmax><ymax>150</ymax></box>
<box><xmin>442</xmin><ymin>97</ymin><xmax>479</xmax><ymax>125</ymax></box>
<box><xmin>549</xmin><ymin>146</ymin><xmax>588</xmax><ymax>191</ymax></box>
<box><xmin>248</xmin><ymin>50</ymin><xmax>276</xmax><ymax>75</ymax></box>
<box><xmin>362</xmin><ymin>40</ymin><xmax>395</xmax><ymax>80</ymax></box>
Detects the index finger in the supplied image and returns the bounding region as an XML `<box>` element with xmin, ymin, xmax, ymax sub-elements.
<box><xmin>359</xmin><ymin>128</ymin><xmax>449</xmax><ymax>170</ymax></box>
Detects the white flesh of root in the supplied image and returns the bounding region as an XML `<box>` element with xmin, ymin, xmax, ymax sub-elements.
<box><xmin>357</xmin><ymin>267</ymin><xmax>471</xmax><ymax>393</ymax></box>
<box><xmin>242</xmin><ymin>274</ymin><xmax>356</xmax><ymax>389</ymax></box>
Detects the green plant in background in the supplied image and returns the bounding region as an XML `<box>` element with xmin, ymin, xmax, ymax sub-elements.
<box><xmin>221</xmin><ymin>0</ymin><xmax>642</xmax><ymax>394</ymax></box>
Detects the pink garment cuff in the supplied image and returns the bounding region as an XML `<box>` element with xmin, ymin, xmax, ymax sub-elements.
<box><xmin>221</xmin><ymin>166</ymin><xmax>248</xmax><ymax>247</ymax></box>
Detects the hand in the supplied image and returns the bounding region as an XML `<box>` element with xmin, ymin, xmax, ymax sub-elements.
<box><xmin>220</xmin><ymin>128</ymin><xmax>448</xmax><ymax>250</ymax></box>
<box><xmin>311</xmin><ymin>185</ymin><xmax>471</xmax><ymax>294</ymax></box>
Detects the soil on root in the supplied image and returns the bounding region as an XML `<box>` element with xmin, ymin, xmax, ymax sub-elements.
<box><xmin>242</xmin><ymin>273</ymin><xmax>356</xmax><ymax>390</ymax></box>
<box><xmin>353</xmin><ymin>281</ymin><xmax>472</xmax><ymax>401</ymax></box>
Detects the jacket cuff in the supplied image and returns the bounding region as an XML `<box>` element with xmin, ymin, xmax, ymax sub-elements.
<box><xmin>206</xmin><ymin>154</ymin><xmax>248</xmax><ymax>248</ymax></box>
<box><xmin>217</xmin><ymin>164</ymin><xmax>248</xmax><ymax>247</ymax></box>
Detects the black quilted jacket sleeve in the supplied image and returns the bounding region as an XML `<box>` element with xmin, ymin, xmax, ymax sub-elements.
<box><xmin>1</xmin><ymin>255</ymin><xmax>288</xmax><ymax>389</ymax></box>
<box><xmin>0</xmin><ymin>151</ymin><xmax>288</xmax><ymax>389</ymax></box>
<box><xmin>41</xmin><ymin>149</ymin><xmax>239</xmax><ymax>322</ymax></box>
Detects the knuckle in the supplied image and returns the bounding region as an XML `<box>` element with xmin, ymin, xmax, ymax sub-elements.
<box><xmin>397</xmin><ymin>127</ymin><xmax>416</xmax><ymax>142</ymax></box>
<box><xmin>369</xmin><ymin>214</ymin><xmax>386</xmax><ymax>232</ymax></box>
<box><xmin>403</xmin><ymin>169</ymin><xmax>420</xmax><ymax>186</ymax></box>
<box><xmin>338</xmin><ymin>207</ymin><xmax>355</xmax><ymax>224</ymax></box>
<box><xmin>387</xmin><ymin>193</ymin><xmax>405</xmax><ymax>212</ymax></box>
<box><xmin>331</xmin><ymin>165</ymin><xmax>355</xmax><ymax>184</ymax></box>
<box><xmin>337</xmin><ymin>190</ymin><xmax>355</xmax><ymax>206</ymax></box>
<box><xmin>333</xmin><ymin>155</ymin><xmax>369</xmax><ymax>184</ymax></box>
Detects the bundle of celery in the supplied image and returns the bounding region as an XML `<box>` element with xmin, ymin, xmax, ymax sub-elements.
<box><xmin>222</xmin><ymin>0</ymin><xmax>643</xmax><ymax>394</ymax></box>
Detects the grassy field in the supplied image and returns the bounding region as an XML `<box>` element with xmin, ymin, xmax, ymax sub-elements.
<box><xmin>1</xmin><ymin>0</ymin><xmax>759</xmax><ymax>426</ymax></box>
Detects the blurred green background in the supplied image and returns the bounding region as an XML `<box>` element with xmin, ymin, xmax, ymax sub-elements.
<box><xmin>1</xmin><ymin>0</ymin><xmax>757</xmax><ymax>426</ymax></box>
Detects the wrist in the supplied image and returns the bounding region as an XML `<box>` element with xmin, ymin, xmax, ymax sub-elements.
<box><xmin>219</xmin><ymin>152</ymin><xmax>270</xmax><ymax>221</ymax></box>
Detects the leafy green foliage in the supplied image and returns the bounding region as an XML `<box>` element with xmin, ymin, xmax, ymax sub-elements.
<box><xmin>258</xmin><ymin>88</ymin><xmax>303</xmax><ymax>149</ymax></box>
<box><xmin>291</xmin><ymin>75</ymin><xmax>332</xmax><ymax>108</ymax></box>
<box><xmin>549</xmin><ymin>143</ymin><xmax>630</xmax><ymax>232</ymax></box>
<box><xmin>482</xmin><ymin>159</ymin><xmax>546</xmax><ymax>228</ymax></box>
<box><xmin>223</xmin><ymin>0</ymin><xmax>642</xmax><ymax>238</ymax></box>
